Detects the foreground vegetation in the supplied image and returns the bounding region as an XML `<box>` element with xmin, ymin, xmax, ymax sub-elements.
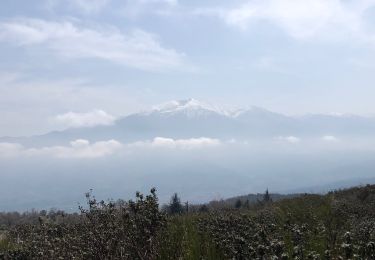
<box><xmin>1</xmin><ymin>185</ymin><xmax>375</xmax><ymax>259</ymax></box>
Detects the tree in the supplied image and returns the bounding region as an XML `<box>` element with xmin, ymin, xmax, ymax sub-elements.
<box><xmin>169</xmin><ymin>193</ymin><xmax>183</xmax><ymax>214</ymax></box>
<box><xmin>235</xmin><ymin>199</ymin><xmax>242</xmax><ymax>209</ymax></box>
<box><xmin>263</xmin><ymin>189</ymin><xmax>272</xmax><ymax>203</ymax></box>
<box><xmin>243</xmin><ymin>199</ymin><xmax>250</xmax><ymax>209</ymax></box>
<box><xmin>199</xmin><ymin>204</ymin><xmax>209</xmax><ymax>212</ymax></box>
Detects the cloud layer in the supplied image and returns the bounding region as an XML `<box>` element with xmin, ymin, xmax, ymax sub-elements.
<box><xmin>322</xmin><ymin>135</ymin><xmax>339</xmax><ymax>142</ymax></box>
<box><xmin>0</xmin><ymin>18</ymin><xmax>186</xmax><ymax>71</ymax></box>
<box><xmin>0</xmin><ymin>137</ymin><xmax>221</xmax><ymax>159</ymax></box>
<box><xmin>132</xmin><ymin>137</ymin><xmax>222</xmax><ymax>149</ymax></box>
<box><xmin>46</xmin><ymin>0</ymin><xmax>110</xmax><ymax>14</ymax></box>
<box><xmin>196</xmin><ymin>0</ymin><xmax>375</xmax><ymax>42</ymax></box>
<box><xmin>276</xmin><ymin>136</ymin><xmax>301</xmax><ymax>143</ymax></box>
<box><xmin>0</xmin><ymin>139</ymin><xmax>122</xmax><ymax>158</ymax></box>
<box><xmin>0</xmin><ymin>135</ymin><xmax>371</xmax><ymax>160</ymax></box>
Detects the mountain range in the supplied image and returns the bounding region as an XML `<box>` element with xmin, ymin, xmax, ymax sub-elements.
<box><xmin>2</xmin><ymin>98</ymin><xmax>375</xmax><ymax>146</ymax></box>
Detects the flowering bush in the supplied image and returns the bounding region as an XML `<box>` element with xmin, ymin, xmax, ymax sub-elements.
<box><xmin>1</xmin><ymin>185</ymin><xmax>375</xmax><ymax>259</ymax></box>
<box><xmin>3</xmin><ymin>188</ymin><xmax>166</xmax><ymax>259</ymax></box>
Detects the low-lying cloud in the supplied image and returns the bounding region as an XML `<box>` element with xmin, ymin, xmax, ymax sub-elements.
<box><xmin>0</xmin><ymin>137</ymin><xmax>222</xmax><ymax>159</ymax></box>
<box><xmin>55</xmin><ymin>110</ymin><xmax>116</xmax><ymax>128</ymax></box>
<box><xmin>0</xmin><ymin>139</ymin><xmax>122</xmax><ymax>158</ymax></box>
<box><xmin>132</xmin><ymin>137</ymin><xmax>222</xmax><ymax>149</ymax></box>
<box><xmin>322</xmin><ymin>135</ymin><xmax>339</xmax><ymax>142</ymax></box>
<box><xmin>276</xmin><ymin>136</ymin><xmax>301</xmax><ymax>143</ymax></box>
<box><xmin>1</xmin><ymin>135</ymin><xmax>368</xmax><ymax>160</ymax></box>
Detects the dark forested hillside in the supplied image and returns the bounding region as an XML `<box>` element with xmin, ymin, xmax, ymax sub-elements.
<box><xmin>1</xmin><ymin>184</ymin><xmax>375</xmax><ymax>259</ymax></box>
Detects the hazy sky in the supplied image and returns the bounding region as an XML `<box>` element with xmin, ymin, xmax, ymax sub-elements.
<box><xmin>2</xmin><ymin>0</ymin><xmax>375</xmax><ymax>136</ymax></box>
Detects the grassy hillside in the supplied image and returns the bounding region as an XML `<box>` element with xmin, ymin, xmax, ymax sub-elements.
<box><xmin>0</xmin><ymin>185</ymin><xmax>375</xmax><ymax>259</ymax></box>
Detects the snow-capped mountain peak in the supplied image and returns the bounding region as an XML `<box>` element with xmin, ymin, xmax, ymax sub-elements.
<box><xmin>149</xmin><ymin>98</ymin><xmax>228</xmax><ymax>117</ymax></box>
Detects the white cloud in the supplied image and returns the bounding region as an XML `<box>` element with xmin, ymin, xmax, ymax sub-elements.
<box><xmin>137</xmin><ymin>0</ymin><xmax>178</xmax><ymax>6</ymax></box>
<box><xmin>276</xmin><ymin>136</ymin><xmax>301</xmax><ymax>143</ymax></box>
<box><xmin>0</xmin><ymin>139</ymin><xmax>122</xmax><ymax>158</ymax></box>
<box><xmin>117</xmin><ymin>0</ymin><xmax>183</xmax><ymax>19</ymax></box>
<box><xmin>0</xmin><ymin>137</ymin><xmax>220</xmax><ymax>158</ymax></box>
<box><xmin>322</xmin><ymin>135</ymin><xmax>339</xmax><ymax>142</ymax></box>
<box><xmin>0</xmin><ymin>143</ymin><xmax>24</xmax><ymax>158</ymax></box>
<box><xmin>0</xmin><ymin>18</ymin><xmax>186</xmax><ymax>71</ymax></box>
<box><xmin>70</xmin><ymin>0</ymin><xmax>110</xmax><ymax>13</ymax></box>
<box><xmin>132</xmin><ymin>137</ymin><xmax>221</xmax><ymax>149</ymax></box>
<box><xmin>45</xmin><ymin>0</ymin><xmax>110</xmax><ymax>14</ymax></box>
<box><xmin>196</xmin><ymin>0</ymin><xmax>375</xmax><ymax>42</ymax></box>
<box><xmin>55</xmin><ymin>110</ymin><xmax>116</xmax><ymax>128</ymax></box>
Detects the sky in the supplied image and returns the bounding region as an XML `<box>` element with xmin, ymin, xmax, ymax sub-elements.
<box><xmin>2</xmin><ymin>0</ymin><xmax>375</xmax><ymax>136</ymax></box>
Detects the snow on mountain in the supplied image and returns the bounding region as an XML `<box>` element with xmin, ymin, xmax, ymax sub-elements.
<box><xmin>143</xmin><ymin>99</ymin><xmax>282</xmax><ymax>119</ymax></box>
<box><xmin>146</xmin><ymin>98</ymin><xmax>229</xmax><ymax>117</ymax></box>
